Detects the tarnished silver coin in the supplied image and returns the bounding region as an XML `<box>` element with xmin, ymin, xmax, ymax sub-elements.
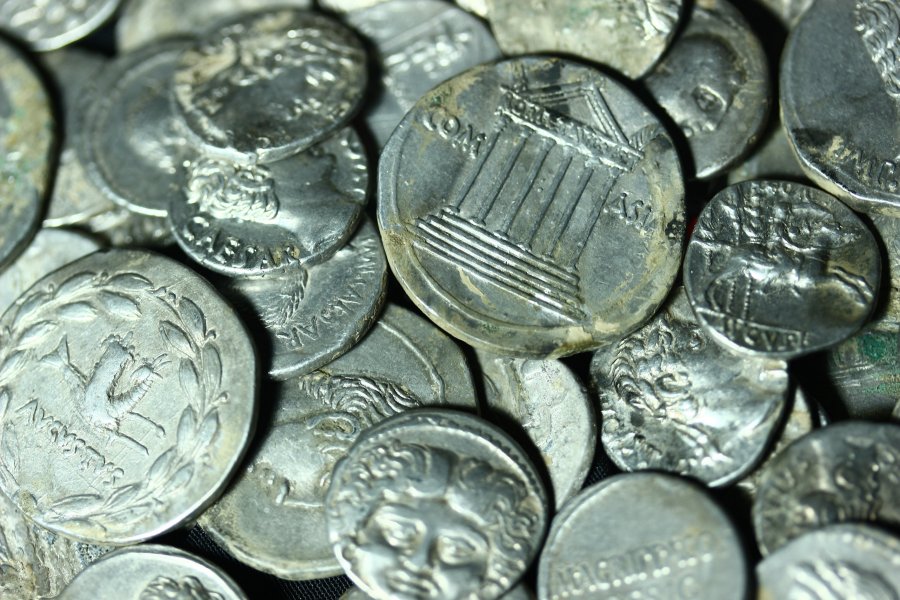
<box><xmin>0</xmin><ymin>39</ymin><xmax>54</xmax><ymax>271</ymax></box>
<box><xmin>684</xmin><ymin>180</ymin><xmax>880</xmax><ymax>358</ymax></box>
<box><xmin>345</xmin><ymin>0</ymin><xmax>501</xmax><ymax>148</ymax></box>
<box><xmin>327</xmin><ymin>409</ymin><xmax>548</xmax><ymax>600</ymax></box>
<box><xmin>757</xmin><ymin>524</ymin><xmax>900</xmax><ymax>599</ymax></box>
<box><xmin>81</xmin><ymin>208</ymin><xmax>174</xmax><ymax>249</ymax></box>
<box><xmin>341</xmin><ymin>583</ymin><xmax>534</xmax><ymax>599</ymax></box>
<box><xmin>172</xmin><ymin>9</ymin><xmax>368</xmax><ymax>164</ymax></box>
<box><xmin>476</xmin><ymin>349</ymin><xmax>595</xmax><ymax>509</ymax></box>
<box><xmin>537</xmin><ymin>473</ymin><xmax>746</xmax><ymax>600</ymax></box>
<box><xmin>782</xmin><ymin>0</ymin><xmax>900</xmax><ymax>214</ymax></box>
<box><xmin>753</xmin><ymin>421</ymin><xmax>900</xmax><ymax>555</ymax></box>
<box><xmin>170</xmin><ymin>127</ymin><xmax>369</xmax><ymax>275</ymax></box>
<box><xmin>79</xmin><ymin>40</ymin><xmax>193</xmax><ymax>218</ymax></box>
<box><xmin>645</xmin><ymin>0</ymin><xmax>770</xmax><ymax>179</ymax></box>
<box><xmin>487</xmin><ymin>0</ymin><xmax>683</xmax><ymax>78</ymax></box>
<box><xmin>219</xmin><ymin>218</ymin><xmax>386</xmax><ymax>380</ymax></box>
<box><xmin>0</xmin><ymin>250</ymin><xmax>256</xmax><ymax>545</ymax></box>
<box><xmin>322</xmin><ymin>0</ymin><xmax>391</xmax><ymax>11</ymax></box>
<box><xmin>201</xmin><ymin>304</ymin><xmax>477</xmax><ymax>580</ymax></box>
<box><xmin>379</xmin><ymin>57</ymin><xmax>685</xmax><ymax>357</ymax></box>
<box><xmin>591</xmin><ymin>287</ymin><xmax>789</xmax><ymax>486</ymax></box>
<box><xmin>0</xmin><ymin>0</ymin><xmax>121</xmax><ymax>51</ymax></box>
<box><xmin>59</xmin><ymin>544</ymin><xmax>247</xmax><ymax>600</ymax></box>
<box><xmin>726</xmin><ymin>120</ymin><xmax>808</xmax><ymax>185</ymax></box>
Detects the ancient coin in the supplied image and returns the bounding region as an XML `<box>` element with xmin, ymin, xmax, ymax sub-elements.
<box><xmin>753</xmin><ymin>421</ymin><xmax>900</xmax><ymax>555</ymax></box>
<box><xmin>327</xmin><ymin>409</ymin><xmax>549</xmax><ymax>600</ymax></box>
<box><xmin>455</xmin><ymin>0</ymin><xmax>488</xmax><ymax>18</ymax></box>
<box><xmin>591</xmin><ymin>287</ymin><xmax>789</xmax><ymax>486</ymax></box>
<box><xmin>487</xmin><ymin>0</ymin><xmax>683</xmax><ymax>79</ymax></box>
<box><xmin>726</xmin><ymin>120</ymin><xmax>808</xmax><ymax>185</ymax></box>
<box><xmin>871</xmin><ymin>212</ymin><xmax>900</xmax><ymax>316</ymax></box>
<box><xmin>79</xmin><ymin>40</ymin><xmax>193</xmax><ymax>218</ymax></box>
<box><xmin>757</xmin><ymin>524</ymin><xmax>900</xmax><ymax>599</ymax></box>
<box><xmin>537</xmin><ymin>473</ymin><xmax>746</xmax><ymax>600</ymax></box>
<box><xmin>782</xmin><ymin>0</ymin><xmax>900</xmax><ymax>215</ymax></box>
<box><xmin>345</xmin><ymin>0</ymin><xmax>501</xmax><ymax>148</ymax></box>
<box><xmin>476</xmin><ymin>349</ymin><xmax>596</xmax><ymax>509</ymax></box>
<box><xmin>201</xmin><ymin>304</ymin><xmax>477</xmax><ymax>580</ymax></box>
<box><xmin>0</xmin><ymin>39</ymin><xmax>54</xmax><ymax>271</ymax></box>
<box><xmin>645</xmin><ymin>0</ymin><xmax>770</xmax><ymax>179</ymax></box>
<box><xmin>58</xmin><ymin>544</ymin><xmax>247</xmax><ymax>600</ymax></box>
<box><xmin>379</xmin><ymin>57</ymin><xmax>686</xmax><ymax>357</ymax></box>
<box><xmin>341</xmin><ymin>583</ymin><xmax>533</xmax><ymax>599</ymax></box>
<box><xmin>322</xmin><ymin>0</ymin><xmax>391</xmax><ymax>11</ymax></box>
<box><xmin>684</xmin><ymin>180</ymin><xmax>880</xmax><ymax>359</ymax></box>
<box><xmin>81</xmin><ymin>208</ymin><xmax>174</xmax><ymax>249</ymax></box>
<box><xmin>0</xmin><ymin>250</ymin><xmax>257</xmax><ymax>545</ymax></box>
<box><xmin>172</xmin><ymin>9</ymin><xmax>368</xmax><ymax>164</ymax></box>
<box><xmin>170</xmin><ymin>127</ymin><xmax>369</xmax><ymax>276</ymax></box>
<box><xmin>218</xmin><ymin>218</ymin><xmax>386</xmax><ymax>380</ymax></box>
<box><xmin>0</xmin><ymin>0</ymin><xmax>121</xmax><ymax>51</ymax></box>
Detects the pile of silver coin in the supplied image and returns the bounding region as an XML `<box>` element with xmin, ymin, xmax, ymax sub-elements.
<box><xmin>0</xmin><ymin>0</ymin><xmax>899</xmax><ymax>598</ymax></box>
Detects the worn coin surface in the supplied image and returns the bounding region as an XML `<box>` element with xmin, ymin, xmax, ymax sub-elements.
<box><xmin>0</xmin><ymin>39</ymin><xmax>54</xmax><ymax>271</ymax></box>
<box><xmin>537</xmin><ymin>473</ymin><xmax>746</xmax><ymax>600</ymax></box>
<box><xmin>757</xmin><ymin>524</ymin><xmax>900</xmax><ymax>599</ymax></box>
<box><xmin>753</xmin><ymin>421</ymin><xmax>900</xmax><ymax>555</ymax></box>
<box><xmin>684</xmin><ymin>180</ymin><xmax>880</xmax><ymax>359</ymax></box>
<box><xmin>591</xmin><ymin>287</ymin><xmax>789</xmax><ymax>486</ymax></box>
<box><xmin>172</xmin><ymin>9</ymin><xmax>368</xmax><ymax>164</ymax></box>
<box><xmin>219</xmin><ymin>218</ymin><xmax>386</xmax><ymax>380</ymax></box>
<box><xmin>379</xmin><ymin>57</ymin><xmax>685</xmax><ymax>357</ymax></box>
<box><xmin>645</xmin><ymin>0</ymin><xmax>770</xmax><ymax>179</ymax></box>
<box><xmin>487</xmin><ymin>0</ymin><xmax>682</xmax><ymax>79</ymax></box>
<box><xmin>59</xmin><ymin>544</ymin><xmax>247</xmax><ymax>600</ymax></box>
<box><xmin>0</xmin><ymin>0</ymin><xmax>121</xmax><ymax>51</ymax></box>
<box><xmin>81</xmin><ymin>208</ymin><xmax>174</xmax><ymax>249</ymax></box>
<box><xmin>341</xmin><ymin>583</ymin><xmax>534</xmax><ymax>599</ymax></box>
<box><xmin>0</xmin><ymin>250</ymin><xmax>257</xmax><ymax>545</ymax></box>
<box><xmin>345</xmin><ymin>0</ymin><xmax>501</xmax><ymax>148</ymax></box>
<box><xmin>476</xmin><ymin>349</ymin><xmax>595</xmax><ymax>509</ymax></box>
<box><xmin>327</xmin><ymin>409</ymin><xmax>548</xmax><ymax>600</ymax></box>
<box><xmin>202</xmin><ymin>304</ymin><xmax>476</xmax><ymax>580</ymax></box>
<box><xmin>726</xmin><ymin>120</ymin><xmax>808</xmax><ymax>185</ymax></box>
<box><xmin>782</xmin><ymin>0</ymin><xmax>900</xmax><ymax>215</ymax></box>
<box><xmin>79</xmin><ymin>40</ymin><xmax>193</xmax><ymax>218</ymax></box>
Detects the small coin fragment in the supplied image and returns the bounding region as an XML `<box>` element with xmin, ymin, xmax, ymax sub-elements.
<box><xmin>0</xmin><ymin>0</ymin><xmax>121</xmax><ymax>51</ymax></box>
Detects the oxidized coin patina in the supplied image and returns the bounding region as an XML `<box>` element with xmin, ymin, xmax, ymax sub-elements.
<box><xmin>327</xmin><ymin>409</ymin><xmax>548</xmax><ymax>600</ymax></box>
<box><xmin>753</xmin><ymin>421</ymin><xmax>900</xmax><ymax>555</ymax></box>
<box><xmin>172</xmin><ymin>9</ymin><xmax>368</xmax><ymax>164</ymax></box>
<box><xmin>0</xmin><ymin>0</ymin><xmax>121</xmax><ymax>51</ymax></box>
<box><xmin>684</xmin><ymin>180</ymin><xmax>880</xmax><ymax>358</ymax></box>
<box><xmin>0</xmin><ymin>250</ymin><xmax>257</xmax><ymax>545</ymax></box>
<box><xmin>379</xmin><ymin>57</ymin><xmax>685</xmax><ymax>357</ymax></box>
<box><xmin>591</xmin><ymin>287</ymin><xmax>789</xmax><ymax>486</ymax></box>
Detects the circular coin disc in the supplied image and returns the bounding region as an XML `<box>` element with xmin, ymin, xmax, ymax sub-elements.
<box><xmin>0</xmin><ymin>0</ymin><xmax>121</xmax><ymax>51</ymax></box>
<box><xmin>537</xmin><ymin>473</ymin><xmax>747</xmax><ymax>600</ymax></box>
<box><xmin>327</xmin><ymin>409</ymin><xmax>549</xmax><ymax>600</ymax></box>
<box><xmin>684</xmin><ymin>180</ymin><xmax>880</xmax><ymax>359</ymax></box>
<box><xmin>379</xmin><ymin>57</ymin><xmax>686</xmax><ymax>358</ymax></box>
<box><xmin>0</xmin><ymin>249</ymin><xmax>257</xmax><ymax>545</ymax></box>
<box><xmin>341</xmin><ymin>583</ymin><xmax>534</xmax><ymax>599</ymax></box>
<box><xmin>172</xmin><ymin>9</ymin><xmax>368</xmax><ymax>164</ymax></box>
<box><xmin>58</xmin><ymin>544</ymin><xmax>247</xmax><ymax>600</ymax></box>
<box><xmin>782</xmin><ymin>0</ymin><xmax>900</xmax><ymax>215</ymax></box>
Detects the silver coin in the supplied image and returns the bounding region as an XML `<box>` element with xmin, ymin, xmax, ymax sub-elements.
<box><xmin>341</xmin><ymin>583</ymin><xmax>533</xmax><ymax>599</ymax></box>
<box><xmin>0</xmin><ymin>0</ymin><xmax>121</xmax><ymax>51</ymax></box>
<box><xmin>476</xmin><ymin>348</ymin><xmax>596</xmax><ymax>509</ymax></box>
<box><xmin>327</xmin><ymin>409</ymin><xmax>548</xmax><ymax>600</ymax></box>
<box><xmin>726</xmin><ymin>119</ymin><xmax>808</xmax><ymax>185</ymax></box>
<box><xmin>170</xmin><ymin>127</ymin><xmax>369</xmax><ymax>275</ymax></box>
<box><xmin>871</xmin><ymin>212</ymin><xmax>900</xmax><ymax>316</ymax></box>
<box><xmin>455</xmin><ymin>0</ymin><xmax>488</xmax><ymax>18</ymax></box>
<box><xmin>80</xmin><ymin>208</ymin><xmax>175</xmax><ymax>249</ymax></box>
<box><xmin>172</xmin><ymin>9</ymin><xmax>368</xmax><ymax>164</ymax></box>
<box><xmin>684</xmin><ymin>180</ymin><xmax>880</xmax><ymax>359</ymax></box>
<box><xmin>753</xmin><ymin>0</ymin><xmax>814</xmax><ymax>27</ymax></box>
<box><xmin>753</xmin><ymin>421</ymin><xmax>900</xmax><ymax>555</ymax></box>
<box><xmin>322</xmin><ymin>0</ymin><xmax>392</xmax><ymax>11</ymax></box>
<box><xmin>0</xmin><ymin>249</ymin><xmax>257</xmax><ymax>544</ymax></box>
<box><xmin>345</xmin><ymin>0</ymin><xmax>501</xmax><ymax>148</ymax></box>
<box><xmin>0</xmin><ymin>229</ymin><xmax>101</xmax><ymax>315</ymax></box>
<box><xmin>0</xmin><ymin>39</ymin><xmax>54</xmax><ymax>271</ymax></box>
<box><xmin>757</xmin><ymin>524</ymin><xmax>900</xmax><ymax>599</ymax></box>
<box><xmin>591</xmin><ymin>287</ymin><xmax>789</xmax><ymax>486</ymax></box>
<box><xmin>379</xmin><ymin>57</ymin><xmax>686</xmax><ymax>357</ymax></box>
<box><xmin>487</xmin><ymin>0</ymin><xmax>683</xmax><ymax>79</ymax></box>
<box><xmin>782</xmin><ymin>0</ymin><xmax>900</xmax><ymax>215</ymax></box>
<box><xmin>59</xmin><ymin>544</ymin><xmax>247</xmax><ymax>600</ymax></box>
<box><xmin>201</xmin><ymin>303</ymin><xmax>477</xmax><ymax>580</ymax></box>
<box><xmin>79</xmin><ymin>40</ymin><xmax>193</xmax><ymax>218</ymax></box>
<box><xmin>219</xmin><ymin>218</ymin><xmax>386</xmax><ymax>380</ymax></box>
<box><xmin>537</xmin><ymin>473</ymin><xmax>747</xmax><ymax>600</ymax></box>
<box><xmin>644</xmin><ymin>0</ymin><xmax>770</xmax><ymax>179</ymax></box>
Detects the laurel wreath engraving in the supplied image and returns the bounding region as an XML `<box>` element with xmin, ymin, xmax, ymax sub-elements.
<box><xmin>0</xmin><ymin>270</ymin><xmax>228</xmax><ymax>535</ymax></box>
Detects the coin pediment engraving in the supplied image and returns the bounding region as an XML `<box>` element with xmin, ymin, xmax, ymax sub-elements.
<box><xmin>855</xmin><ymin>0</ymin><xmax>900</xmax><ymax>99</ymax></box>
